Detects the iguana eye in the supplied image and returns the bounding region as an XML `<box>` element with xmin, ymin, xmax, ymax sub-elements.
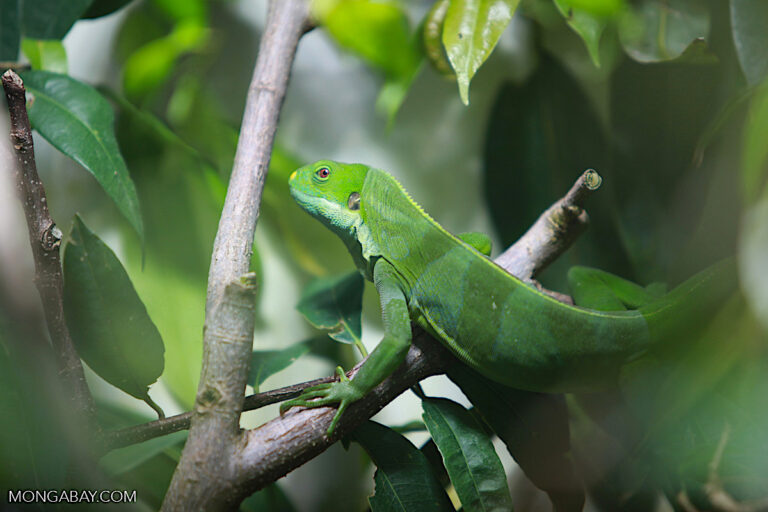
<box><xmin>316</xmin><ymin>167</ymin><xmax>330</xmax><ymax>180</ymax></box>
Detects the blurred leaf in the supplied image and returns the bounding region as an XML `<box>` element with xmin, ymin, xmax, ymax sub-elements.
<box><xmin>297</xmin><ymin>271</ymin><xmax>365</xmax><ymax>354</ymax></box>
<box><xmin>741</xmin><ymin>81</ymin><xmax>768</xmax><ymax>202</ymax></box>
<box><xmin>375</xmin><ymin>63</ymin><xmax>422</xmax><ymax>126</ymax></box>
<box><xmin>112</xmin><ymin>439</ymin><xmax>183</xmax><ymax>509</ymax></box>
<box><xmin>322</xmin><ymin>0</ymin><xmax>419</xmax><ymax>78</ymax></box>
<box><xmin>740</xmin><ymin>199</ymin><xmax>768</xmax><ymax>331</ymax></box>
<box><xmin>442</xmin><ymin>0</ymin><xmax>519</xmax><ymax>105</ymax></box>
<box><xmin>240</xmin><ymin>484</ymin><xmax>297</xmax><ymax>512</ymax></box>
<box><xmin>448</xmin><ymin>364</ymin><xmax>584</xmax><ymax>511</ymax></box>
<box><xmin>353</xmin><ymin>420</ymin><xmax>454</xmax><ymax>512</ymax></box>
<box><xmin>731</xmin><ymin>0</ymin><xmax>768</xmax><ymax>85</ymax></box>
<box><xmin>82</xmin><ymin>0</ymin><xmax>135</xmax><ymax>19</ymax></box>
<box><xmin>553</xmin><ymin>0</ymin><xmax>607</xmax><ymax>67</ymax></box>
<box><xmin>422</xmin><ymin>397</ymin><xmax>514</xmax><ymax>512</ymax></box>
<box><xmin>123</xmin><ymin>19</ymin><xmax>209</xmax><ymax>99</ymax></box>
<box><xmin>63</xmin><ymin>215</ymin><xmax>164</xmax><ymax>409</ymax></box>
<box><xmin>101</xmin><ymin>430</ymin><xmax>187</xmax><ymax>475</ymax></box>
<box><xmin>153</xmin><ymin>0</ymin><xmax>207</xmax><ymax>23</ymax></box>
<box><xmin>21</xmin><ymin>0</ymin><xmax>93</xmax><ymax>39</ymax></box>
<box><xmin>563</xmin><ymin>0</ymin><xmax>623</xmax><ymax>17</ymax></box>
<box><xmin>423</xmin><ymin>0</ymin><xmax>454</xmax><ymax>76</ymax></box>
<box><xmin>249</xmin><ymin>342</ymin><xmax>311</xmax><ymax>392</ymax></box>
<box><xmin>0</xmin><ymin>0</ymin><xmax>20</xmax><ymax>60</ymax></box>
<box><xmin>619</xmin><ymin>0</ymin><xmax>712</xmax><ymax>63</ymax></box>
<box><xmin>20</xmin><ymin>70</ymin><xmax>144</xmax><ymax>240</ymax></box>
<box><xmin>21</xmin><ymin>38</ymin><xmax>67</xmax><ymax>73</ymax></box>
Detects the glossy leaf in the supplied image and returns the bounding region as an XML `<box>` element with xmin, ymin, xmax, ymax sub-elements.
<box><xmin>21</xmin><ymin>38</ymin><xmax>67</xmax><ymax>73</ymax></box>
<box><xmin>20</xmin><ymin>70</ymin><xmax>144</xmax><ymax>240</ymax></box>
<box><xmin>442</xmin><ymin>0</ymin><xmax>520</xmax><ymax>105</ymax></box>
<box><xmin>21</xmin><ymin>0</ymin><xmax>93</xmax><ymax>39</ymax></box>
<box><xmin>731</xmin><ymin>0</ymin><xmax>768</xmax><ymax>85</ymax></box>
<box><xmin>249</xmin><ymin>342</ymin><xmax>311</xmax><ymax>392</ymax></box>
<box><xmin>553</xmin><ymin>0</ymin><xmax>606</xmax><ymax>67</ymax></box>
<box><xmin>448</xmin><ymin>364</ymin><xmax>584</xmax><ymax>511</ymax></box>
<box><xmin>422</xmin><ymin>398</ymin><xmax>514</xmax><ymax>512</ymax></box>
<box><xmin>354</xmin><ymin>420</ymin><xmax>453</xmax><ymax>512</ymax></box>
<box><xmin>297</xmin><ymin>271</ymin><xmax>365</xmax><ymax>354</ymax></box>
<box><xmin>63</xmin><ymin>216</ymin><xmax>164</xmax><ymax>408</ymax></box>
<box><xmin>0</xmin><ymin>0</ymin><xmax>20</xmax><ymax>60</ymax></box>
<box><xmin>619</xmin><ymin>0</ymin><xmax>712</xmax><ymax>63</ymax></box>
<box><xmin>82</xmin><ymin>0</ymin><xmax>135</xmax><ymax>19</ymax></box>
<box><xmin>741</xmin><ymin>81</ymin><xmax>768</xmax><ymax>202</ymax></box>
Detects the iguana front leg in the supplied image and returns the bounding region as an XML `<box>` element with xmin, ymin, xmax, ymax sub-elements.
<box><xmin>280</xmin><ymin>259</ymin><xmax>412</xmax><ymax>435</ymax></box>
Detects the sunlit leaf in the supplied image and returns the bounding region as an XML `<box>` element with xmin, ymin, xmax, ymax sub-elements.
<box><xmin>0</xmin><ymin>0</ymin><xmax>20</xmax><ymax>60</ymax></box>
<box><xmin>354</xmin><ymin>421</ymin><xmax>454</xmax><ymax>512</ymax></box>
<box><xmin>619</xmin><ymin>0</ymin><xmax>713</xmax><ymax>63</ymax></box>
<box><xmin>731</xmin><ymin>0</ymin><xmax>768</xmax><ymax>85</ymax></box>
<box><xmin>63</xmin><ymin>215</ymin><xmax>164</xmax><ymax>411</ymax></box>
<box><xmin>297</xmin><ymin>271</ymin><xmax>365</xmax><ymax>355</ymax></box>
<box><xmin>553</xmin><ymin>0</ymin><xmax>607</xmax><ymax>67</ymax></box>
<box><xmin>249</xmin><ymin>342</ymin><xmax>311</xmax><ymax>392</ymax></box>
<box><xmin>740</xmin><ymin>199</ymin><xmax>768</xmax><ymax>331</ymax></box>
<box><xmin>422</xmin><ymin>398</ymin><xmax>514</xmax><ymax>512</ymax></box>
<box><xmin>21</xmin><ymin>0</ymin><xmax>93</xmax><ymax>39</ymax></box>
<box><xmin>21</xmin><ymin>38</ymin><xmax>67</xmax><ymax>73</ymax></box>
<box><xmin>20</xmin><ymin>70</ymin><xmax>144</xmax><ymax>240</ymax></box>
<box><xmin>741</xmin><ymin>81</ymin><xmax>768</xmax><ymax>202</ymax></box>
<box><xmin>442</xmin><ymin>0</ymin><xmax>520</xmax><ymax>105</ymax></box>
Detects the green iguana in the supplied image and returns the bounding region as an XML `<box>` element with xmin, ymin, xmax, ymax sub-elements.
<box><xmin>281</xmin><ymin>160</ymin><xmax>734</xmax><ymax>434</ymax></box>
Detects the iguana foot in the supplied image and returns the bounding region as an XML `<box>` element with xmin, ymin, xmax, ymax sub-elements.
<box><xmin>279</xmin><ymin>366</ymin><xmax>363</xmax><ymax>435</ymax></box>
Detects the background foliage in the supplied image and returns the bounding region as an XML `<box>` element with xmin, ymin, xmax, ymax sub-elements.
<box><xmin>1</xmin><ymin>0</ymin><xmax>767</xmax><ymax>510</ymax></box>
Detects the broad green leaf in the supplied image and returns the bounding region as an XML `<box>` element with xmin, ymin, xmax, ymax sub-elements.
<box><xmin>354</xmin><ymin>420</ymin><xmax>454</xmax><ymax>512</ymax></box>
<box><xmin>0</xmin><ymin>0</ymin><xmax>20</xmax><ymax>60</ymax></box>
<box><xmin>618</xmin><ymin>0</ymin><xmax>712</xmax><ymax>63</ymax></box>
<box><xmin>101</xmin><ymin>430</ymin><xmax>187</xmax><ymax>476</ymax></box>
<box><xmin>731</xmin><ymin>0</ymin><xmax>768</xmax><ymax>85</ymax></box>
<box><xmin>422</xmin><ymin>398</ymin><xmax>514</xmax><ymax>512</ymax></box>
<box><xmin>297</xmin><ymin>271</ymin><xmax>366</xmax><ymax>355</ymax></box>
<box><xmin>740</xmin><ymin>199</ymin><xmax>768</xmax><ymax>330</ymax></box>
<box><xmin>21</xmin><ymin>0</ymin><xmax>93</xmax><ymax>39</ymax></box>
<box><xmin>553</xmin><ymin>0</ymin><xmax>607</xmax><ymax>67</ymax></box>
<box><xmin>63</xmin><ymin>215</ymin><xmax>164</xmax><ymax>410</ymax></box>
<box><xmin>82</xmin><ymin>0</ymin><xmax>135</xmax><ymax>19</ymax></box>
<box><xmin>20</xmin><ymin>70</ymin><xmax>144</xmax><ymax>240</ymax></box>
<box><xmin>323</xmin><ymin>0</ymin><xmax>420</xmax><ymax>79</ymax></box>
<box><xmin>448</xmin><ymin>364</ymin><xmax>584</xmax><ymax>511</ymax></box>
<box><xmin>442</xmin><ymin>0</ymin><xmax>520</xmax><ymax>105</ymax></box>
<box><xmin>249</xmin><ymin>342</ymin><xmax>311</xmax><ymax>392</ymax></box>
<box><xmin>742</xmin><ymin>81</ymin><xmax>768</xmax><ymax>202</ymax></box>
<box><xmin>562</xmin><ymin>0</ymin><xmax>623</xmax><ymax>16</ymax></box>
<box><xmin>21</xmin><ymin>38</ymin><xmax>67</xmax><ymax>73</ymax></box>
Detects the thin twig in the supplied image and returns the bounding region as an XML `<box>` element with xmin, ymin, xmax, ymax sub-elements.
<box><xmin>2</xmin><ymin>69</ymin><xmax>95</xmax><ymax>423</ymax></box>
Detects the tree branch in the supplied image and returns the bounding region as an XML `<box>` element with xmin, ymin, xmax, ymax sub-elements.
<box><xmin>1</xmin><ymin>69</ymin><xmax>95</xmax><ymax>423</ymax></box>
<box><xmin>161</xmin><ymin>1</ymin><xmax>310</xmax><ymax>510</ymax></box>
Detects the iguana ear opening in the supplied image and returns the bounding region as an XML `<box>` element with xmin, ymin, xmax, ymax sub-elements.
<box><xmin>348</xmin><ymin>192</ymin><xmax>361</xmax><ymax>211</ymax></box>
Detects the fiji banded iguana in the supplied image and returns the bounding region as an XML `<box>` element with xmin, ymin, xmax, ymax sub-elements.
<box><xmin>280</xmin><ymin>160</ymin><xmax>734</xmax><ymax>434</ymax></box>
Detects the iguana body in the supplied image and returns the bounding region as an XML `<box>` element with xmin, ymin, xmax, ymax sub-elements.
<box><xmin>282</xmin><ymin>160</ymin><xmax>733</xmax><ymax>433</ymax></box>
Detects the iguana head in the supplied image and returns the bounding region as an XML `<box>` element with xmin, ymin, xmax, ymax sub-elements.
<box><xmin>288</xmin><ymin>160</ymin><xmax>369</xmax><ymax>234</ymax></box>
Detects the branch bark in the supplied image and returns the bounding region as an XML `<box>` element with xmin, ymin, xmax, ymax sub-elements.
<box><xmin>2</xmin><ymin>69</ymin><xmax>95</xmax><ymax>423</ymax></box>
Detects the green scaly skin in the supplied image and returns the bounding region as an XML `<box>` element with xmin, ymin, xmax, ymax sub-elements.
<box><xmin>280</xmin><ymin>160</ymin><xmax>735</xmax><ymax>435</ymax></box>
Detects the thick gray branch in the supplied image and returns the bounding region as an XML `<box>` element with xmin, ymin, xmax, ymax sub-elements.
<box><xmin>1</xmin><ymin>69</ymin><xmax>95</xmax><ymax>423</ymax></box>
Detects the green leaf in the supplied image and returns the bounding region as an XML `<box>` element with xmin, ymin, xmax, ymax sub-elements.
<box><xmin>0</xmin><ymin>0</ymin><xmax>20</xmax><ymax>60</ymax></box>
<box><xmin>249</xmin><ymin>342</ymin><xmax>311</xmax><ymax>392</ymax></box>
<box><xmin>553</xmin><ymin>0</ymin><xmax>607</xmax><ymax>67</ymax></box>
<box><xmin>731</xmin><ymin>0</ymin><xmax>768</xmax><ymax>85</ymax></box>
<box><xmin>322</xmin><ymin>0</ymin><xmax>420</xmax><ymax>79</ymax></box>
<box><xmin>297</xmin><ymin>271</ymin><xmax>366</xmax><ymax>355</ymax></box>
<box><xmin>63</xmin><ymin>215</ymin><xmax>164</xmax><ymax>407</ymax></box>
<box><xmin>20</xmin><ymin>70</ymin><xmax>144</xmax><ymax>240</ymax></box>
<box><xmin>422</xmin><ymin>398</ymin><xmax>514</xmax><ymax>512</ymax></box>
<box><xmin>447</xmin><ymin>364</ymin><xmax>584</xmax><ymax>511</ymax></box>
<box><xmin>740</xmin><ymin>199</ymin><xmax>768</xmax><ymax>331</ymax></box>
<box><xmin>742</xmin><ymin>81</ymin><xmax>768</xmax><ymax>202</ymax></box>
<box><xmin>101</xmin><ymin>430</ymin><xmax>187</xmax><ymax>476</ymax></box>
<box><xmin>21</xmin><ymin>38</ymin><xmax>67</xmax><ymax>73</ymax></box>
<box><xmin>618</xmin><ymin>0</ymin><xmax>712</xmax><ymax>63</ymax></box>
<box><xmin>442</xmin><ymin>0</ymin><xmax>520</xmax><ymax>105</ymax></box>
<box><xmin>354</xmin><ymin>420</ymin><xmax>454</xmax><ymax>512</ymax></box>
<box><xmin>82</xmin><ymin>0</ymin><xmax>135</xmax><ymax>19</ymax></box>
<box><xmin>21</xmin><ymin>0</ymin><xmax>93</xmax><ymax>39</ymax></box>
